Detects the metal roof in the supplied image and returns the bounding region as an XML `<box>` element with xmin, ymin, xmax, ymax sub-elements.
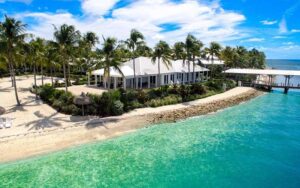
<box><xmin>224</xmin><ymin>68</ymin><xmax>300</xmax><ymax>76</ymax></box>
<box><xmin>92</xmin><ymin>57</ymin><xmax>209</xmax><ymax>77</ymax></box>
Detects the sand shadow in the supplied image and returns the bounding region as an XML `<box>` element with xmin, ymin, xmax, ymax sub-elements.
<box><xmin>84</xmin><ymin>117</ymin><xmax>120</xmax><ymax>129</ymax></box>
<box><xmin>0</xmin><ymin>86</ymin><xmax>12</xmax><ymax>93</ymax></box>
<box><xmin>24</xmin><ymin>111</ymin><xmax>62</xmax><ymax>130</ymax></box>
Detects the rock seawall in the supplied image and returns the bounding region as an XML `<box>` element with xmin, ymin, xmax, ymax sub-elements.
<box><xmin>148</xmin><ymin>89</ymin><xmax>264</xmax><ymax>123</ymax></box>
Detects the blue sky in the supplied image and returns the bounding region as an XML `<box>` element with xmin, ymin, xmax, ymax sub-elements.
<box><xmin>1</xmin><ymin>0</ymin><xmax>300</xmax><ymax>59</ymax></box>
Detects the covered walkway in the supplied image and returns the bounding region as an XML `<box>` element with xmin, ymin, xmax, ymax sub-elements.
<box><xmin>224</xmin><ymin>68</ymin><xmax>300</xmax><ymax>93</ymax></box>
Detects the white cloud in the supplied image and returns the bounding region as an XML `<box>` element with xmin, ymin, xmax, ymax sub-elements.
<box><xmin>279</xmin><ymin>18</ymin><xmax>288</xmax><ymax>33</ymax></box>
<box><xmin>273</xmin><ymin>36</ymin><xmax>286</xmax><ymax>39</ymax></box>
<box><xmin>291</xmin><ymin>29</ymin><xmax>300</xmax><ymax>33</ymax></box>
<box><xmin>260</xmin><ymin>20</ymin><xmax>277</xmax><ymax>25</ymax></box>
<box><xmin>81</xmin><ymin>0</ymin><xmax>119</xmax><ymax>16</ymax></box>
<box><xmin>15</xmin><ymin>0</ymin><xmax>246</xmax><ymax>46</ymax></box>
<box><xmin>242</xmin><ymin>38</ymin><xmax>265</xmax><ymax>42</ymax></box>
<box><xmin>283</xmin><ymin>42</ymin><xmax>294</xmax><ymax>45</ymax></box>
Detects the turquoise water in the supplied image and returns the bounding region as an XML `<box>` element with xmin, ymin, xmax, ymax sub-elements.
<box><xmin>1</xmin><ymin>90</ymin><xmax>300</xmax><ymax>187</ymax></box>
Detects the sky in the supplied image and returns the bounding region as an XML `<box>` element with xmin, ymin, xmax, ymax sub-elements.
<box><xmin>0</xmin><ymin>0</ymin><xmax>300</xmax><ymax>59</ymax></box>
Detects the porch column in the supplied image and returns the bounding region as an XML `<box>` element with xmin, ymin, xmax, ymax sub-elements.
<box><xmin>114</xmin><ymin>77</ymin><xmax>117</xmax><ymax>89</ymax></box>
<box><xmin>148</xmin><ymin>76</ymin><xmax>150</xmax><ymax>88</ymax></box>
<box><xmin>135</xmin><ymin>76</ymin><xmax>138</xmax><ymax>89</ymax></box>
<box><xmin>95</xmin><ymin>75</ymin><xmax>98</xmax><ymax>86</ymax></box>
<box><xmin>123</xmin><ymin>77</ymin><xmax>127</xmax><ymax>90</ymax></box>
<box><xmin>155</xmin><ymin>76</ymin><xmax>158</xmax><ymax>87</ymax></box>
<box><xmin>88</xmin><ymin>74</ymin><xmax>90</xmax><ymax>86</ymax></box>
<box><xmin>140</xmin><ymin>77</ymin><xmax>142</xmax><ymax>89</ymax></box>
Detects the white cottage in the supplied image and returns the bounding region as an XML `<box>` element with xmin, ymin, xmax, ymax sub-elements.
<box><xmin>88</xmin><ymin>57</ymin><xmax>210</xmax><ymax>89</ymax></box>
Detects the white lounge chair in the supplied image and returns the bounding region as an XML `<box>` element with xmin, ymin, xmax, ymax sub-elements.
<box><xmin>4</xmin><ymin>118</ymin><xmax>12</xmax><ymax>128</ymax></box>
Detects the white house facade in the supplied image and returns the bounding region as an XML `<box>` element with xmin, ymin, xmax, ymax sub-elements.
<box><xmin>88</xmin><ymin>57</ymin><xmax>210</xmax><ymax>89</ymax></box>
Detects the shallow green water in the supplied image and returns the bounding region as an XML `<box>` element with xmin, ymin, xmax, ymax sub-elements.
<box><xmin>1</xmin><ymin>91</ymin><xmax>300</xmax><ymax>188</ymax></box>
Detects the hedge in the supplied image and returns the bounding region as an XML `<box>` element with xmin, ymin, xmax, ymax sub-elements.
<box><xmin>35</xmin><ymin>79</ymin><xmax>235</xmax><ymax>117</ymax></box>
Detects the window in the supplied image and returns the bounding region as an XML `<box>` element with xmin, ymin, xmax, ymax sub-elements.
<box><xmin>170</xmin><ymin>74</ymin><xmax>174</xmax><ymax>82</ymax></box>
<box><xmin>164</xmin><ymin>75</ymin><xmax>169</xmax><ymax>84</ymax></box>
<box><xmin>150</xmin><ymin>76</ymin><xmax>156</xmax><ymax>84</ymax></box>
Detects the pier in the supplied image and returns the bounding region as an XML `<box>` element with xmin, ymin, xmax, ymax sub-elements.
<box><xmin>224</xmin><ymin>68</ymin><xmax>300</xmax><ymax>94</ymax></box>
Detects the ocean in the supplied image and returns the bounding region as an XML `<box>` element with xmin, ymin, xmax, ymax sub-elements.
<box><xmin>0</xmin><ymin>60</ymin><xmax>299</xmax><ymax>187</ymax></box>
<box><xmin>267</xmin><ymin>59</ymin><xmax>300</xmax><ymax>86</ymax></box>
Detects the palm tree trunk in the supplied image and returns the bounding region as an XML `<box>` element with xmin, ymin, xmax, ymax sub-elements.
<box><xmin>133</xmin><ymin>58</ymin><xmax>137</xmax><ymax>89</ymax></box>
<box><xmin>192</xmin><ymin>56</ymin><xmax>195</xmax><ymax>83</ymax></box>
<box><xmin>41</xmin><ymin>65</ymin><xmax>44</xmax><ymax>86</ymax></box>
<box><xmin>33</xmin><ymin>62</ymin><xmax>38</xmax><ymax>100</ymax></box>
<box><xmin>107</xmin><ymin>71</ymin><xmax>111</xmax><ymax>90</ymax></box>
<box><xmin>12</xmin><ymin>67</ymin><xmax>20</xmax><ymax>106</ymax></box>
<box><xmin>63</xmin><ymin>62</ymin><xmax>68</xmax><ymax>92</ymax></box>
<box><xmin>187</xmin><ymin>60</ymin><xmax>191</xmax><ymax>84</ymax></box>
<box><xmin>8</xmin><ymin>61</ymin><xmax>14</xmax><ymax>87</ymax></box>
<box><xmin>51</xmin><ymin>65</ymin><xmax>54</xmax><ymax>86</ymax></box>
<box><xmin>68</xmin><ymin>62</ymin><xmax>71</xmax><ymax>87</ymax></box>
<box><xmin>8</xmin><ymin>47</ymin><xmax>20</xmax><ymax>106</ymax></box>
<box><xmin>157</xmin><ymin>58</ymin><xmax>161</xmax><ymax>87</ymax></box>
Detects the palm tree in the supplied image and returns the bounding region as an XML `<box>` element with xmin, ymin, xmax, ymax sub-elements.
<box><xmin>53</xmin><ymin>24</ymin><xmax>80</xmax><ymax>92</ymax></box>
<box><xmin>80</xmin><ymin>32</ymin><xmax>99</xmax><ymax>71</ymax></box>
<box><xmin>205</xmin><ymin>42</ymin><xmax>222</xmax><ymax>78</ymax></box>
<box><xmin>151</xmin><ymin>40</ymin><xmax>171</xmax><ymax>87</ymax></box>
<box><xmin>173</xmin><ymin>41</ymin><xmax>186</xmax><ymax>61</ymax></box>
<box><xmin>136</xmin><ymin>44</ymin><xmax>152</xmax><ymax>57</ymax></box>
<box><xmin>45</xmin><ymin>41</ymin><xmax>60</xmax><ymax>86</ymax></box>
<box><xmin>205</xmin><ymin>42</ymin><xmax>222</xmax><ymax>63</ymax></box>
<box><xmin>99</xmin><ymin>37</ymin><xmax>123</xmax><ymax>89</ymax></box>
<box><xmin>185</xmin><ymin>34</ymin><xmax>197</xmax><ymax>83</ymax></box>
<box><xmin>0</xmin><ymin>16</ymin><xmax>26</xmax><ymax>106</ymax></box>
<box><xmin>190</xmin><ymin>39</ymin><xmax>203</xmax><ymax>83</ymax></box>
<box><xmin>125</xmin><ymin>29</ymin><xmax>144</xmax><ymax>89</ymax></box>
<box><xmin>221</xmin><ymin>46</ymin><xmax>236</xmax><ymax>68</ymax></box>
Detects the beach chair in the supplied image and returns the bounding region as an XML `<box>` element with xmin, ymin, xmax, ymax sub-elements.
<box><xmin>0</xmin><ymin>118</ymin><xmax>4</xmax><ymax>129</ymax></box>
<box><xmin>4</xmin><ymin>118</ymin><xmax>12</xmax><ymax>128</ymax></box>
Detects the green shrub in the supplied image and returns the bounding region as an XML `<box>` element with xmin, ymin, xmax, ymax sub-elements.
<box><xmin>137</xmin><ymin>89</ymin><xmax>148</xmax><ymax>103</ymax></box>
<box><xmin>179</xmin><ymin>85</ymin><xmax>191</xmax><ymax>102</ymax></box>
<box><xmin>87</xmin><ymin>94</ymin><xmax>102</xmax><ymax>115</ymax></box>
<box><xmin>205</xmin><ymin>79</ymin><xmax>223</xmax><ymax>91</ymax></box>
<box><xmin>58</xmin><ymin>91</ymin><xmax>74</xmax><ymax>104</ymax></box>
<box><xmin>225</xmin><ymin>79</ymin><xmax>236</xmax><ymax>90</ymax></box>
<box><xmin>99</xmin><ymin>92</ymin><xmax>113</xmax><ymax>116</ymax></box>
<box><xmin>127</xmin><ymin>100</ymin><xmax>144</xmax><ymax>110</ymax></box>
<box><xmin>147</xmin><ymin>95</ymin><xmax>182</xmax><ymax>107</ymax></box>
<box><xmin>191</xmin><ymin>83</ymin><xmax>206</xmax><ymax>95</ymax></box>
<box><xmin>36</xmin><ymin>84</ymin><xmax>54</xmax><ymax>102</ymax></box>
<box><xmin>168</xmin><ymin>84</ymin><xmax>180</xmax><ymax>95</ymax></box>
<box><xmin>111</xmin><ymin>100</ymin><xmax>124</xmax><ymax>115</ymax></box>
<box><xmin>52</xmin><ymin>100</ymin><xmax>64</xmax><ymax>111</ymax></box>
<box><xmin>61</xmin><ymin>104</ymin><xmax>81</xmax><ymax>115</ymax></box>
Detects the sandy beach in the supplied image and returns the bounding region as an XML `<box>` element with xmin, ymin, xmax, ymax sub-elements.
<box><xmin>0</xmin><ymin>75</ymin><xmax>263</xmax><ymax>163</ymax></box>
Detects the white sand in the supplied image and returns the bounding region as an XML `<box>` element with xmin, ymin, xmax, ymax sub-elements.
<box><xmin>57</xmin><ymin>85</ymin><xmax>108</xmax><ymax>96</ymax></box>
<box><xmin>0</xmin><ymin>75</ymin><xmax>260</xmax><ymax>162</ymax></box>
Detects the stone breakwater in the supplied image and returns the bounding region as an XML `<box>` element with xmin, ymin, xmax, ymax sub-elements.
<box><xmin>148</xmin><ymin>89</ymin><xmax>264</xmax><ymax>124</ymax></box>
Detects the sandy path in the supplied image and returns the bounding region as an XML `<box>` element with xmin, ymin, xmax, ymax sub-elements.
<box><xmin>0</xmin><ymin>75</ymin><xmax>262</xmax><ymax>163</ymax></box>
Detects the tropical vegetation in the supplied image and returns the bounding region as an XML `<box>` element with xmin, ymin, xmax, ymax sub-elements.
<box><xmin>35</xmin><ymin>79</ymin><xmax>236</xmax><ymax>116</ymax></box>
<box><xmin>0</xmin><ymin>15</ymin><xmax>266</xmax><ymax>109</ymax></box>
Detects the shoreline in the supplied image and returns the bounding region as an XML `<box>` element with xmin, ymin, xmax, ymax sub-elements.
<box><xmin>0</xmin><ymin>84</ymin><xmax>264</xmax><ymax>163</ymax></box>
